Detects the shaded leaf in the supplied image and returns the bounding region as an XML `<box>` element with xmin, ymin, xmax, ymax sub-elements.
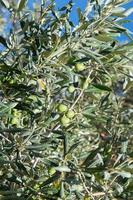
<box><xmin>67</xmin><ymin>141</ymin><xmax>81</xmax><ymax>154</ymax></box>
<box><xmin>40</xmin><ymin>172</ymin><xmax>61</xmax><ymax>187</ymax></box>
<box><xmin>92</xmin><ymin>84</ymin><xmax>112</xmax><ymax>91</ymax></box>
<box><xmin>0</xmin><ymin>36</ymin><xmax>8</xmax><ymax>47</ymax></box>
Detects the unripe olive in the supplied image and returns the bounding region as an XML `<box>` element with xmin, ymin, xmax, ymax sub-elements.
<box><xmin>61</xmin><ymin>115</ymin><xmax>70</xmax><ymax>127</ymax></box>
<box><xmin>66</xmin><ymin>110</ymin><xmax>75</xmax><ymax>119</ymax></box>
<box><xmin>48</xmin><ymin>167</ymin><xmax>56</xmax><ymax>175</ymax></box>
<box><xmin>58</xmin><ymin>104</ymin><xmax>68</xmax><ymax>113</ymax></box>
<box><xmin>75</xmin><ymin>63</ymin><xmax>85</xmax><ymax>72</ymax></box>
<box><xmin>68</xmin><ymin>85</ymin><xmax>75</xmax><ymax>93</ymax></box>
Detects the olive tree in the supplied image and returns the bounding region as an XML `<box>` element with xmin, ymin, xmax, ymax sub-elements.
<box><xmin>0</xmin><ymin>0</ymin><xmax>133</xmax><ymax>199</ymax></box>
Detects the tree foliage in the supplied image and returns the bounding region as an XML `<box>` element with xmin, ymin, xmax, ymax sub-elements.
<box><xmin>0</xmin><ymin>0</ymin><xmax>133</xmax><ymax>199</ymax></box>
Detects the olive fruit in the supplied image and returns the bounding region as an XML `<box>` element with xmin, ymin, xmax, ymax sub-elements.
<box><xmin>58</xmin><ymin>104</ymin><xmax>68</xmax><ymax>113</ymax></box>
<box><xmin>66</xmin><ymin>110</ymin><xmax>75</xmax><ymax>119</ymax></box>
<box><xmin>68</xmin><ymin>85</ymin><xmax>75</xmax><ymax>93</ymax></box>
<box><xmin>61</xmin><ymin>115</ymin><xmax>70</xmax><ymax>127</ymax></box>
<box><xmin>75</xmin><ymin>63</ymin><xmax>85</xmax><ymax>72</ymax></box>
<box><xmin>48</xmin><ymin>167</ymin><xmax>56</xmax><ymax>175</ymax></box>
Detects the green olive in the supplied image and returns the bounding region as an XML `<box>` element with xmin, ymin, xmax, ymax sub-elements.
<box><xmin>48</xmin><ymin>167</ymin><xmax>56</xmax><ymax>175</ymax></box>
<box><xmin>61</xmin><ymin>115</ymin><xmax>70</xmax><ymax>127</ymax></box>
<box><xmin>66</xmin><ymin>110</ymin><xmax>75</xmax><ymax>119</ymax></box>
<box><xmin>58</xmin><ymin>104</ymin><xmax>68</xmax><ymax>113</ymax></box>
<box><xmin>68</xmin><ymin>85</ymin><xmax>75</xmax><ymax>93</ymax></box>
<box><xmin>75</xmin><ymin>63</ymin><xmax>85</xmax><ymax>72</ymax></box>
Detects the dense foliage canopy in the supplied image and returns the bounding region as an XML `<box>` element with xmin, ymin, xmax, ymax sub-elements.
<box><xmin>0</xmin><ymin>0</ymin><xmax>133</xmax><ymax>199</ymax></box>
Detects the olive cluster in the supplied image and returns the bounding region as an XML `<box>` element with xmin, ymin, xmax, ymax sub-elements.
<box><xmin>58</xmin><ymin>63</ymin><xmax>86</xmax><ymax>127</ymax></box>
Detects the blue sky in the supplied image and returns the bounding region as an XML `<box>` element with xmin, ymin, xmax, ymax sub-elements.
<box><xmin>1</xmin><ymin>0</ymin><xmax>133</xmax><ymax>41</ymax></box>
<box><xmin>54</xmin><ymin>0</ymin><xmax>133</xmax><ymax>34</ymax></box>
<box><xmin>57</xmin><ymin>0</ymin><xmax>132</xmax><ymax>42</ymax></box>
<box><xmin>0</xmin><ymin>0</ymin><xmax>132</xmax><ymax>50</ymax></box>
<box><xmin>55</xmin><ymin>0</ymin><xmax>87</xmax><ymax>25</ymax></box>
<box><xmin>28</xmin><ymin>0</ymin><xmax>133</xmax><ymax>42</ymax></box>
<box><xmin>28</xmin><ymin>0</ymin><xmax>133</xmax><ymax>25</ymax></box>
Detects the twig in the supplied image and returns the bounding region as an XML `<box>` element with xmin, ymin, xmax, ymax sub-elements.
<box><xmin>77</xmin><ymin>171</ymin><xmax>95</xmax><ymax>200</ymax></box>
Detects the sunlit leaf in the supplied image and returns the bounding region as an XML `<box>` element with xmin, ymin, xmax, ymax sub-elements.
<box><xmin>0</xmin><ymin>0</ymin><xmax>10</xmax><ymax>9</ymax></box>
<box><xmin>17</xmin><ymin>0</ymin><xmax>27</xmax><ymax>12</ymax></box>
